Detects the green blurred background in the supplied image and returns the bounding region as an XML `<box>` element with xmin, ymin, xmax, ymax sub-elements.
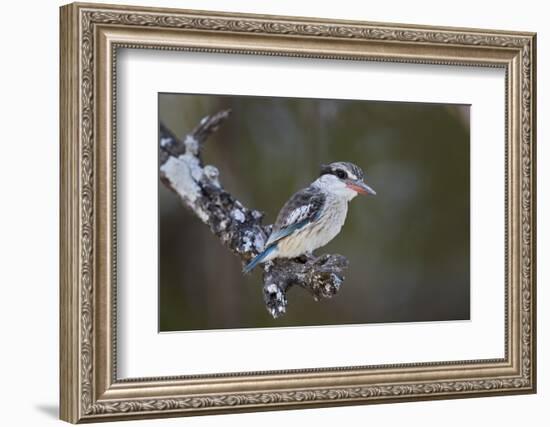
<box><xmin>158</xmin><ymin>93</ymin><xmax>470</xmax><ymax>332</ymax></box>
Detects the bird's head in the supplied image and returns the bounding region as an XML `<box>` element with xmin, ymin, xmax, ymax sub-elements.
<box><xmin>315</xmin><ymin>161</ymin><xmax>376</xmax><ymax>200</ymax></box>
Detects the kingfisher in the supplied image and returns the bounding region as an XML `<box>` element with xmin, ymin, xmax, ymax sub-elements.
<box><xmin>243</xmin><ymin>161</ymin><xmax>376</xmax><ymax>273</ymax></box>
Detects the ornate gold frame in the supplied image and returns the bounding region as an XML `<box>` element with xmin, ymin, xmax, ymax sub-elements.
<box><xmin>60</xmin><ymin>2</ymin><xmax>537</xmax><ymax>423</ymax></box>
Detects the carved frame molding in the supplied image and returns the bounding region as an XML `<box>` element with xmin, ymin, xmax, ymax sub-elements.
<box><xmin>60</xmin><ymin>2</ymin><xmax>536</xmax><ymax>423</ymax></box>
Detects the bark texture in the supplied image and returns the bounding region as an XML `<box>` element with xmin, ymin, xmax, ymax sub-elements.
<box><xmin>159</xmin><ymin>110</ymin><xmax>349</xmax><ymax>318</ymax></box>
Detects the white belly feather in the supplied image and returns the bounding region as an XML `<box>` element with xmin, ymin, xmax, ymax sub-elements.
<box><xmin>274</xmin><ymin>197</ymin><xmax>348</xmax><ymax>259</ymax></box>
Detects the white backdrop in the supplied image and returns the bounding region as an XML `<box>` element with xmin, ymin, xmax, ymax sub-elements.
<box><xmin>0</xmin><ymin>0</ymin><xmax>546</xmax><ymax>426</ymax></box>
<box><xmin>117</xmin><ymin>51</ymin><xmax>505</xmax><ymax>377</ymax></box>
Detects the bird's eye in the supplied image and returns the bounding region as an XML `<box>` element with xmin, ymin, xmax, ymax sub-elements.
<box><xmin>335</xmin><ymin>169</ymin><xmax>347</xmax><ymax>179</ymax></box>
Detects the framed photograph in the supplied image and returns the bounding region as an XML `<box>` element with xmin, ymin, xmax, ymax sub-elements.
<box><xmin>60</xmin><ymin>2</ymin><xmax>537</xmax><ymax>423</ymax></box>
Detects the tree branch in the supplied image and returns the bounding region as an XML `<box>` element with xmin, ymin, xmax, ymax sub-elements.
<box><xmin>159</xmin><ymin>110</ymin><xmax>349</xmax><ymax>318</ymax></box>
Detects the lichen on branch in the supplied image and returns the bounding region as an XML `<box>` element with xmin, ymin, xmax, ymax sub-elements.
<box><xmin>159</xmin><ymin>110</ymin><xmax>348</xmax><ymax>318</ymax></box>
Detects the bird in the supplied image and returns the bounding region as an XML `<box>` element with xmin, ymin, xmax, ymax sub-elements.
<box><xmin>243</xmin><ymin>161</ymin><xmax>376</xmax><ymax>273</ymax></box>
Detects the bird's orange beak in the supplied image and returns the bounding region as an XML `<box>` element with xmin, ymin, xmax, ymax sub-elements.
<box><xmin>347</xmin><ymin>180</ymin><xmax>376</xmax><ymax>196</ymax></box>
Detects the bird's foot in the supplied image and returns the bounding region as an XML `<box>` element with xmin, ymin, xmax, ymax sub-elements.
<box><xmin>295</xmin><ymin>251</ymin><xmax>315</xmax><ymax>264</ymax></box>
<box><xmin>296</xmin><ymin>254</ymin><xmax>309</xmax><ymax>264</ymax></box>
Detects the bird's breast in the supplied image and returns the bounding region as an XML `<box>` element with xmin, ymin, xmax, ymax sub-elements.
<box><xmin>313</xmin><ymin>198</ymin><xmax>348</xmax><ymax>246</ymax></box>
<box><xmin>276</xmin><ymin>198</ymin><xmax>348</xmax><ymax>258</ymax></box>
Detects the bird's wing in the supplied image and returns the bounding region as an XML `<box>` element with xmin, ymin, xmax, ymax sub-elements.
<box><xmin>265</xmin><ymin>187</ymin><xmax>326</xmax><ymax>247</ymax></box>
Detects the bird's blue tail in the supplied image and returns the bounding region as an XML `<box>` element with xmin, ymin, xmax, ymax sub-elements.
<box><xmin>243</xmin><ymin>245</ymin><xmax>277</xmax><ymax>274</ymax></box>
